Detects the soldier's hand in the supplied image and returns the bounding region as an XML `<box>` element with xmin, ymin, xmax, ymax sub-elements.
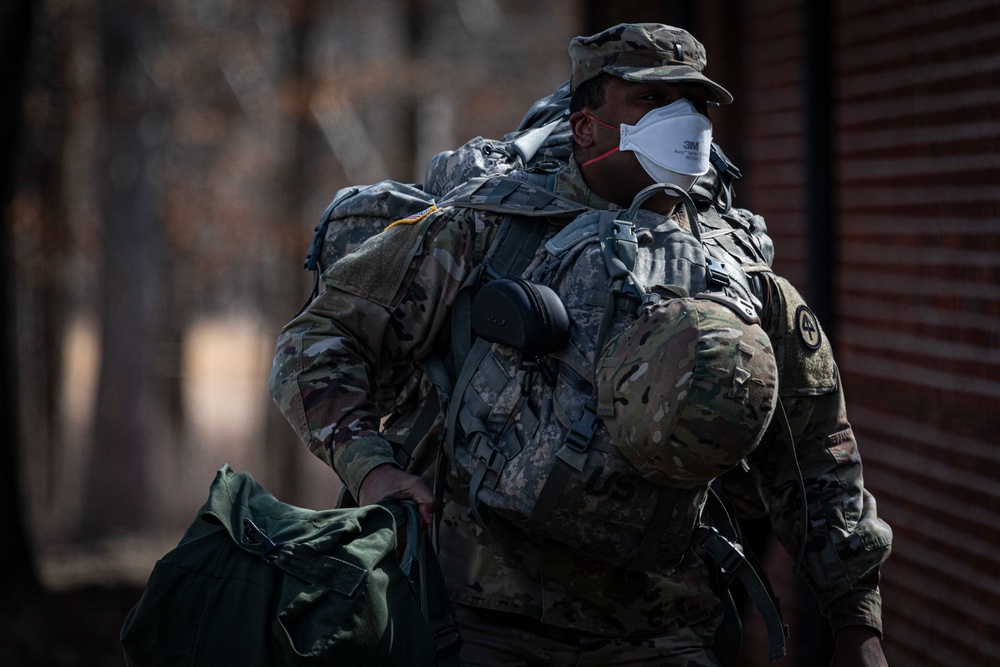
<box><xmin>831</xmin><ymin>626</ymin><xmax>887</xmax><ymax>667</ymax></box>
<box><xmin>358</xmin><ymin>463</ymin><xmax>438</xmax><ymax>527</ymax></box>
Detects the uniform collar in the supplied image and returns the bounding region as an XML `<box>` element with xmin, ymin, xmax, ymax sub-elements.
<box><xmin>553</xmin><ymin>156</ymin><xmax>621</xmax><ymax>211</ymax></box>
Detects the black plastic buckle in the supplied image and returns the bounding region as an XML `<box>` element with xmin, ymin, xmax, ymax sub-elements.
<box><xmin>303</xmin><ymin>223</ymin><xmax>327</xmax><ymax>271</ymax></box>
<box><xmin>695</xmin><ymin>525</ymin><xmax>745</xmax><ymax>574</ymax></box>
<box><xmin>564</xmin><ymin>410</ymin><xmax>598</xmax><ymax>453</ymax></box>
<box><xmin>706</xmin><ymin>258</ymin><xmax>731</xmax><ymax>288</ymax></box>
<box><xmin>432</xmin><ymin>624</ymin><xmax>463</xmax><ymax>659</ymax></box>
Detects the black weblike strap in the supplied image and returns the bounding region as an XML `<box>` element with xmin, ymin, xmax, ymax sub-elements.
<box><xmin>627</xmin><ymin>486</ymin><xmax>686</xmax><ymax>573</ymax></box>
<box><xmin>449</xmin><ymin>211</ymin><xmax>548</xmax><ymax>374</ymax></box>
<box><xmin>382</xmin><ymin>500</ymin><xmax>462</xmax><ymax>666</ymax></box>
<box><xmin>695</xmin><ymin>524</ymin><xmax>787</xmax><ymax>661</ymax></box>
<box><xmin>528</xmin><ymin>398</ymin><xmax>599</xmax><ymax>525</ymax></box>
<box><xmin>447</xmin><ymin>202</ymin><xmax>550</xmax><ymax>458</ymax></box>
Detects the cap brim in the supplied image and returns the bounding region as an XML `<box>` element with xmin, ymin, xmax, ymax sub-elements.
<box><xmin>604</xmin><ymin>65</ymin><xmax>733</xmax><ymax>105</ymax></box>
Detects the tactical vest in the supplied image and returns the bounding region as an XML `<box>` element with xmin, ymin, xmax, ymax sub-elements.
<box><xmin>301</xmin><ymin>163</ymin><xmax>787</xmax><ymax>664</ymax></box>
<box><xmin>437</xmin><ymin>176</ymin><xmax>775</xmax><ymax>574</ymax></box>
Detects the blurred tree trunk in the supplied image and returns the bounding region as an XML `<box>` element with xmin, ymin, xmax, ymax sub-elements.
<box><xmin>18</xmin><ymin>0</ymin><xmax>75</xmax><ymax>521</ymax></box>
<box><xmin>0</xmin><ymin>0</ymin><xmax>41</xmax><ymax>598</ymax></box>
<box><xmin>79</xmin><ymin>0</ymin><xmax>165</xmax><ymax>538</ymax></box>
<box><xmin>263</xmin><ymin>1</ymin><xmax>321</xmax><ymax>504</ymax></box>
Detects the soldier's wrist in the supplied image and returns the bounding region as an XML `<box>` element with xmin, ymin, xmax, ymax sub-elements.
<box><xmin>826</xmin><ymin>588</ymin><xmax>883</xmax><ymax>638</ymax></box>
<box><xmin>332</xmin><ymin>435</ymin><xmax>399</xmax><ymax>500</ymax></box>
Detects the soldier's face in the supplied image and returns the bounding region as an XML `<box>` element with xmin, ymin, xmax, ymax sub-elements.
<box><xmin>574</xmin><ymin>78</ymin><xmax>711</xmax><ymax>209</ymax></box>
<box><xmin>600</xmin><ymin>78</ymin><xmax>711</xmax><ymax>125</ymax></box>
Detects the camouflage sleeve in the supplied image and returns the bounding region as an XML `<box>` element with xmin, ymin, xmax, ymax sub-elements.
<box><xmin>267</xmin><ymin>205</ymin><xmax>483</xmax><ymax>499</ymax></box>
<box><xmin>730</xmin><ymin>274</ymin><xmax>892</xmax><ymax>636</ymax></box>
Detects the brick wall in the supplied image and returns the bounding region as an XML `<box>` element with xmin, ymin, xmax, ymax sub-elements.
<box><xmin>833</xmin><ymin>2</ymin><xmax>1000</xmax><ymax>665</ymax></box>
<box><xmin>698</xmin><ymin>1</ymin><xmax>1000</xmax><ymax>665</ymax></box>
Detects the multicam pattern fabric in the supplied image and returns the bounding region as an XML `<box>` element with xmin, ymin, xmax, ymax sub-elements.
<box><xmin>268</xmin><ymin>159</ymin><xmax>891</xmax><ymax>639</ymax></box>
<box><xmin>596</xmin><ymin>296</ymin><xmax>778</xmax><ymax>488</ymax></box>
<box><xmin>568</xmin><ymin>23</ymin><xmax>733</xmax><ymax>104</ymax></box>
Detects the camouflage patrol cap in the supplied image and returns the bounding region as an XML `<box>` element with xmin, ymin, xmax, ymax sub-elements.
<box><xmin>596</xmin><ymin>295</ymin><xmax>777</xmax><ymax>488</ymax></box>
<box><xmin>569</xmin><ymin>23</ymin><xmax>733</xmax><ymax>104</ymax></box>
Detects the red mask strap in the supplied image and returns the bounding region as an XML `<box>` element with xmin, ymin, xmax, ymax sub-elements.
<box><xmin>580</xmin><ymin>145</ymin><xmax>620</xmax><ymax>168</ymax></box>
<box><xmin>580</xmin><ymin>113</ymin><xmax>621</xmax><ymax>168</ymax></box>
<box><xmin>583</xmin><ymin>113</ymin><xmax>619</xmax><ymax>132</ymax></box>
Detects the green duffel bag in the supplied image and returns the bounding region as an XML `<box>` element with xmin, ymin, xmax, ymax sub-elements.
<box><xmin>120</xmin><ymin>464</ymin><xmax>460</xmax><ymax>666</ymax></box>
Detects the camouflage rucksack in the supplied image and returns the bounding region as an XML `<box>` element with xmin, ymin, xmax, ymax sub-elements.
<box><xmin>303</xmin><ymin>82</ymin><xmax>748</xmax><ymax>307</ymax></box>
<box><xmin>298</xmin><ymin>83</ymin><xmax>763</xmax><ymax>476</ymax></box>
<box><xmin>438</xmin><ymin>180</ymin><xmax>777</xmax><ymax>572</ymax></box>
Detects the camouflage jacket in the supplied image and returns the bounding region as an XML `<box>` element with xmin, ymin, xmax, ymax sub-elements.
<box><xmin>268</xmin><ymin>158</ymin><xmax>891</xmax><ymax>637</ymax></box>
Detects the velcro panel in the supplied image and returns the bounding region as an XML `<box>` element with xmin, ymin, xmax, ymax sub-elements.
<box><xmin>324</xmin><ymin>210</ymin><xmax>438</xmax><ymax>307</ymax></box>
<box><xmin>769</xmin><ymin>275</ymin><xmax>837</xmax><ymax>396</ymax></box>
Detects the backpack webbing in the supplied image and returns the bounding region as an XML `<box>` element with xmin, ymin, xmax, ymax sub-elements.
<box><xmin>700</xmin><ymin>489</ymin><xmax>788</xmax><ymax>663</ymax></box>
<box><xmin>444</xmin><ymin>187</ymin><xmax>557</xmax><ymax>557</ymax></box>
<box><xmin>390</xmin><ymin>174</ymin><xmax>789</xmax><ymax>663</ymax></box>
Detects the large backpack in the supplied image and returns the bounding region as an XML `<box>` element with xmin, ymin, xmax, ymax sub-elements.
<box><xmin>302</xmin><ymin>82</ymin><xmax>749</xmax><ymax>301</ymax></box>
<box><xmin>297</xmin><ymin>83</ymin><xmax>762</xmax><ymax>474</ymax></box>
<box><xmin>437</xmin><ymin>179</ymin><xmax>766</xmax><ymax>567</ymax></box>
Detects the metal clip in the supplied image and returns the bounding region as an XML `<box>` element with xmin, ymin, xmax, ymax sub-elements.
<box><xmin>242</xmin><ymin>518</ymin><xmax>285</xmax><ymax>564</ymax></box>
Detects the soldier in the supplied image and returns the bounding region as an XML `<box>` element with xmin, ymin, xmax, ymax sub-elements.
<box><xmin>269</xmin><ymin>23</ymin><xmax>891</xmax><ymax>666</ymax></box>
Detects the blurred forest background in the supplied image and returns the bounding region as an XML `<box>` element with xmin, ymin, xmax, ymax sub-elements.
<box><xmin>5</xmin><ymin>0</ymin><xmax>582</xmax><ymax>584</ymax></box>
<box><xmin>2</xmin><ymin>1</ymin><xmax>998</xmax><ymax>666</ymax></box>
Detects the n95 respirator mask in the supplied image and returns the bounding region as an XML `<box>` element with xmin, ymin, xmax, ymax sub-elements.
<box><xmin>582</xmin><ymin>98</ymin><xmax>713</xmax><ymax>193</ymax></box>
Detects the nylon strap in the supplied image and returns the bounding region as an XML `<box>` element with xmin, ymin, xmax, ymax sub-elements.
<box><xmin>487</xmin><ymin>214</ymin><xmax>549</xmax><ymax>278</ymax></box>
<box><xmin>627</xmin><ymin>486</ymin><xmax>687</xmax><ymax>572</ymax></box>
<box><xmin>382</xmin><ymin>500</ymin><xmax>462</xmax><ymax>665</ymax></box>
<box><xmin>449</xmin><ymin>205</ymin><xmax>548</xmax><ymax>373</ymax></box>
<box><xmin>444</xmin><ymin>336</ymin><xmax>493</xmax><ymax>467</ymax></box>
<box><xmin>530</xmin><ymin>207</ymin><xmax>644</xmax><ymax>526</ymax></box>
<box><xmin>449</xmin><ymin>264</ymin><xmax>486</xmax><ymax>375</ymax></box>
<box><xmin>695</xmin><ymin>524</ymin><xmax>788</xmax><ymax>661</ymax></box>
<box><xmin>444</xmin><ymin>180</ymin><xmax>573</xmax><ymax>552</ymax></box>
<box><xmin>528</xmin><ymin>399</ymin><xmax>600</xmax><ymax>525</ymax></box>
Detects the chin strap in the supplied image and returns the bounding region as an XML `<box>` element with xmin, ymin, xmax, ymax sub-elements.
<box><xmin>695</xmin><ymin>523</ymin><xmax>788</xmax><ymax>662</ymax></box>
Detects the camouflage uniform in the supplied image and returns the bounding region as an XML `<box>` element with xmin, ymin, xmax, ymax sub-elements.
<box><xmin>268</xmin><ymin>22</ymin><xmax>890</xmax><ymax>664</ymax></box>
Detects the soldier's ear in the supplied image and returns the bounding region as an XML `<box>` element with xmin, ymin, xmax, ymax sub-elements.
<box><xmin>569</xmin><ymin>111</ymin><xmax>595</xmax><ymax>149</ymax></box>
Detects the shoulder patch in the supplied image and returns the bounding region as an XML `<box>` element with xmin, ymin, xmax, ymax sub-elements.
<box><xmin>325</xmin><ymin>207</ymin><xmax>443</xmax><ymax>307</ymax></box>
<box><xmin>795</xmin><ymin>305</ymin><xmax>822</xmax><ymax>350</ymax></box>
<box><xmin>766</xmin><ymin>275</ymin><xmax>837</xmax><ymax>396</ymax></box>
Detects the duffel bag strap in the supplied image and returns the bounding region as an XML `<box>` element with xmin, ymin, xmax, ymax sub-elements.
<box><xmin>381</xmin><ymin>500</ymin><xmax>462</xmax><ymax>666</ymax></box>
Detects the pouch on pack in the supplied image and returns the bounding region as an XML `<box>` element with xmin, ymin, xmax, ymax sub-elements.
<box><xmin>471</xmin><ymin>277</ymin><xmax>570</xmax><ymax>359</ymax></box>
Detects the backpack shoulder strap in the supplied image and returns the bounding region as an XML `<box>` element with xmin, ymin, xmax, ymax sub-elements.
<box><xmin>442</xmin><ymin>176</ymin><xmax>586</xmax><ymax>556</ymax></box>
<box><xmin>437</xmin><ymin>174</ymin><xmax>588</xmax><ymax>219</ymax></box>
<box><xmin>445</xmin><ymin>173</ymin><xmax>581</xmax><ymax>369</ymax></box>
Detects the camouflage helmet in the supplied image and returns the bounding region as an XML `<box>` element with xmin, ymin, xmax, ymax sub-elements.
<box><xmin>596</xmin><ymin>294</ymin><xmax>777</xmax><ymax>488</ymax></box>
